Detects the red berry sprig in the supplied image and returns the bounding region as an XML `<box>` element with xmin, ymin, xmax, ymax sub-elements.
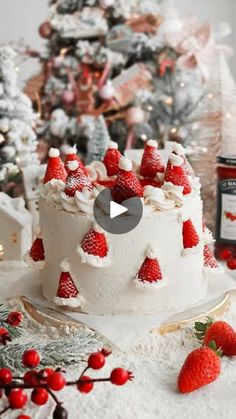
<box><xmin>0</xmin><ymin>309</ymin><xmax>23</xmax><ymax>345</ymax></box>
<box><xmin>0</xmin><ymin>348</ymin><xmax>133</xmax><ymax>418</ymax></box>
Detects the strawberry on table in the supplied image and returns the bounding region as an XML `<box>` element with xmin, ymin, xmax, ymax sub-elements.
<box><xmin>178</xmin><ymin>347</ymin><xmax>221</xmax><ymax>393</ymax></box>
<box><xmin>195</xmin><ymin>318</ymin><xmax>236</xmax><ymax>356</ymax></box>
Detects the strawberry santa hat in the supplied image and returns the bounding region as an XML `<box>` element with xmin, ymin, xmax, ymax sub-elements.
<box><xmin>103</xmin><ymin>141</ymin><xmax>122</xmax><ymax>177</ymax></box>
<box><xmin>64</xmin><ymin>145</ymin><xmax>88</xmax><ymax>175</ymax></box>
<box><xmin>44</xmin><ymin>148</ymin><xmax>67</xmax><ymax>184</ymax></box>
<box><xmin>24</xmin><ymin>233</ymin><xmax>45</xmax><ymax>269</ymax></box>
<box><xmin>164</xmin><ymin>153</ymin><xmax>192</xmax><ymax>195</ymax></box>
<box><xmin>53</xmin><ymin>260</ymin><xmax>80</xmax><ymax>308</ymax></box>
<box><xmin>135</xmin><ymin>246</ymin><xmax>166</xmax><ymax>290</ymax></box>
<box><xmin>77</xmin><ymin>223</ymin><xmax>111</xmax><ymax>268</ymax></box>
<box><xmin>64</xmin><ymin>160</ymin><xmax>94</xmax><ymax>197</ymax></box>
<box><xmin>140</xmin><ymin>139</ymin><xmax>165</xmax><ymax>178</ymax></box>
<box><xmin>171</xmin><ymin>143</ymin><xmax>194</xmax><ymax>178</ymax></box>
<box><xmin>182</xmin><ymin>216</ymin><xmax>201</xmax><ymax>256</ymax></box>
<box><xmin>203</xmin><ymin>225</ymin><xmax>222</xmax><ymax>273</ymax></box>
<box><xmin>111</xmin><ymin>157</ymin><xmax>143</xmax><ymax>204</ymax></box>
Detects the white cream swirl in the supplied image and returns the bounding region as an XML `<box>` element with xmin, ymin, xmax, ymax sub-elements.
<box><xmin>144</xmin><ymin>186</ymin><xmax>175</xmax><ymax>211</ymax></box>
<box><xmin>161</xmin><ymin>183</ymin><xmax>185</xmax><ymax>207</ymax></box>
<box><xmin>40</xmin><ymin>179</ymin><xmax>98</xmax><ymax>215</ymax></box>
<box><xmin>86</xmin><ymin>161</ymin><xmax>109</xmax><ymax>182</ymax></box>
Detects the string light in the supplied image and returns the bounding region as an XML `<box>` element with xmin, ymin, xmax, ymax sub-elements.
<box><xmin>180</xmin><ymin>82</ymin><xmax>185</xmax><ymax>88</ymax></box>
<box><xmin>226</xmin><ymin>113</ymin><xmax>232</xmax><ymax>119</ymax></box>
<box><xmin>0</xmin><ymin>244</ymin><xmax>4</xmax><ymax>260</ymax></box>
<box><xmin>147</xmin><ymin>106</ymin><xmax>153</xmax><ymax>111</ymax></box>
<box><xmin>165</xmin><ymin>97</ymin><xmax>173</xmax><ymax>106</ymax></box>
<box><xmin>170</xmin><ymin>127</ymin><xmax>177</xmax><ymax>134</ymax></box>
<box><xmin>208</xmin><ymin>93</ymin><xmax>214</xmax><ymax>100</ymax></box>
<box><xmin>15</xmin><ymin>66</ymin><xmax>20</xmax><ymax>73</ymax></box>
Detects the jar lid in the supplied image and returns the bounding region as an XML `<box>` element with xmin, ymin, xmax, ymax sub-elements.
<box><xmin>217</xmin><ymin>156</ymin><xmax>236</xmax><ymax>166</ymax></box>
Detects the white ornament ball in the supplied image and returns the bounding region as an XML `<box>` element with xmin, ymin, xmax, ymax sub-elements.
<box><xmin>126</xmin><ymin>107</ymin><xmax>146</xmax><ymax>126</ymax></box>
<box><xmin>1</xmin><ymin>146</ymin><xmax>16</xmax><ymax>159</ymax></box>
<box><xmin>62</xmin><ymin>89</ymin><xmax>76</xmax><ymax>105</ymax></box>
<box><xmin>99</xmin><ymin>0</ymin><xmax>115</xmax><ymax>9</ymax></box>
<box><xmin>99</xmin><ymin>81</ymin><xmax>115</xmax><ymax>101</ymax></box>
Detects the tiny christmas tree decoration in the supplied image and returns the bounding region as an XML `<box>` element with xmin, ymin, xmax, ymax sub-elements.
<box><xmin>0</xmin><ymin>47</ymin><xmax>38</xmax><ymax>195</ymax></box>
<box><xmin>54</xmin><ymin>260</ymin><xmax>80</xmax><ymax>308</ymax></box>
<box><xmin>164</xmin><ymin>154</ymin><xmax>192</xmax><ymax>195</ymax></box>
<box><xmin>111</xmin><ymin>157</ymin><xmax>143</xmax><ymax>203</ymax></box>
<box><xmin>64</xmin><ymin>160</ymin><xmax>94</xmax><ymax>197</ymax></box>
<box><xmin>134</xmin><ymin>246</ymin><xmax>166</xmax><ymax>290</ymax></box>
<box><xmin>103</xmin><ymin>141</ymin><xmax>122</xmax><ymax>177</ymax></box>
<box><xmin>140</xmin><ymin>140</ymin><xmax>165</xmax><ymax>178</ymax></box>
<box><xmin>182</xmin><ymin>218</ymin><xmax>201</xmax><ymax>255</ymax></box>
<box><xmin>77</xmin><ymin>223</ymin><xmax>111</xmax><ymax>268</ymax></box>
<box><xmin>86</xmin><ymin>115</ymin><xmax>111</xmax><ymax>164</ymax></box>
<box><xmin>0</xmin><ymin>347</ymin><xmax>133</xmax><ymax>418</ymax></box>
<box><xmin>24</xmin><ymin>235</ymin><xmax>45</xmax><ymax>269</ymax></box>
<box><xmin>43</xmin><ymin>148</ymin><xmax>67</xmax><ymax>184</ymax></box>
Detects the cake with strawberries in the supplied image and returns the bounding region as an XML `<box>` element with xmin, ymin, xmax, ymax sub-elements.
<box><xmin>25</xmin><ymin>141</ymin><xmax>222</xmax><ymax>315</ymax></box>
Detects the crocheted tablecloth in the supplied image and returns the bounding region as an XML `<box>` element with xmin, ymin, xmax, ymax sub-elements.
<box><xmin>0</xmin><ymin>264</ymin><xmax>236</xmax><ymax>419</ymax></box>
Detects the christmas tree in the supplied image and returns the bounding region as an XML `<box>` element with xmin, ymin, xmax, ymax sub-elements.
<box><xmin>34</xmin><ymin>0</ymin><xmax>210</xmax><ymax>161</ymax></box>
<box><xmin>0</xmin><ymin>47</ymin><xmax>38</xmax><ymax>195</ymax></box>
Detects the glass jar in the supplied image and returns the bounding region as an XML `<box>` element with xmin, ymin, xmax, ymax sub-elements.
<box><xmin>215</xmin><ymin>156</ymin><xmax>236</xmax><ymax>257</ymax></box>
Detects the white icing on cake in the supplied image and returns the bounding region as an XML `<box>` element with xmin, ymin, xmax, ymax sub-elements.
<box><xmin>53</xmin><ymin>296</ymin><xmax>81</xmax><ymax>308</ymax></box>
<box><xmin>134</xmin><ymin>277</ymin><xmax>167</xmax><ymax>291</ymax></box>
<box><xmin>86</xmin><ymin>161</ymin><xmax>109</xmax><ymax>182</ymax></box>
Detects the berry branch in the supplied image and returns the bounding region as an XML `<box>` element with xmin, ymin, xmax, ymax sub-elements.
<box><xmin>0</xmin><ymin>348</ymin><xmax>133</xmax><ymax>419</ymax></box>
<box><xmin>0</xmin><ymin>308</ymin><xmax>23</xmax><ymax>345</ymax></box>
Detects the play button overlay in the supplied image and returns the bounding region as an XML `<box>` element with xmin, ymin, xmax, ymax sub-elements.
<box><xmin>110</xmin><ymin>201</ymin><xmax>128</xmax><ymax>219</ymax></box>
<box><xmin>93</xmin><ymin>188</ymin><xmax>143</xmax><ymax>235</ymax></box>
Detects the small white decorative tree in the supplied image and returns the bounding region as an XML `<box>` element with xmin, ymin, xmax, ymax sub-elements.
<box><xmin>0</xmin><ymin>47</ymin><xmax>38</xmax><ymax>192</ymax></box>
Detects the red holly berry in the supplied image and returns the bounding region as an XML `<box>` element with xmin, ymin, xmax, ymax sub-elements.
<box><xmin>8</xmin><ymin>389</ymin><xmax>28</xmax><ymax>409</ymax></box>
<box><xmin>6</xmin><ymin>311</ymin><xmax>23</xmax><ymax>327</ymax></box>
<box><xmin>88</xmin><ymin>352</ymin><xmax>106</xmax><ymax>370</ymax></box>
<box><xmin>177</xmin><ymin>347</ymin><xmax>221</xmax><ymax>393</ymax></box>
<box><xmin>227</xmin><ymin>258</ymin><xmax>236</xmax><ymax>270</ymax></box>
<box><xmin>77</xmin><ymin>375</ymin><xmax>94</xmax><ymax>393</ymax></box>
<box><xmin>16</xmin><ymin>415</ymin><xmax>31</xmax><ymax>419</ymax></box>
<box><xmin>202</xmin><ymin>319</ymin><xmax>236</xmax><ymax>356</ymax></box>
<box><xmin>219</xmin><ymin>248</ymin><xmax>233</xmax><ymax>261</ymax></box>
<box><xmin>23</xmin><ymin>370</ymin><xmax>39</xmax><ymax>386</ymax></box>
<box><xmin>22</xmin><ymin>349</ymin><xmax>41</xmax><ymax>368</ymax></box>
<box><xmin>0</xmin><ymin>368</ymin><xmax>12</xmax><ymax>385</ymax></box>
<box><xmin>31</xmin><ymin>388</ymin><xmax>49</xmax><ymax>406</ymax></box>
<box><xmin>38</xmin><ymin>367</ymin><xmax>54</xmax><ymax>382</ymax></box>
<box><xmin>110</xmin><ymin>368</ymin><xmax>133</xmax><ymax>386</ymax></box>
<box><xmin>0</xmin><ymin>327</ymin><xmax>11</xmax><ymax>345</ymax></box>
<box><xmin>48</xmin><ymin>372</ymin><xmax>66</xmax><ymax>391</ymax></box>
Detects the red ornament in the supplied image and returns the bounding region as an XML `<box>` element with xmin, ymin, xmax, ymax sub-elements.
<box><xmin>88</xmin><ymin>352</ymin><xmax>106</xmax><ymax>370</ymax></box>
<box><xmin>0</xmin><ymin>368</ymin><xmax>12</xmax><ymax>385</ymax></box>
<box><xmin>47</xmin><ymin>372</ymin><xmax>66</xmax><ymax>391</ymax></box>
<box><xmin>8</xmin><ymin>389</ymin><xmax>28</xmax><ymax>409</ymax></box>
<box><xmin>39</xmin><ymin>21</ymin><xmax>54</xmax><ymax>39</ymax></box>
<box><xmin>22</xmin><ymin>349</ymin><xmax>41</xmax><ymax>369</ymax></box>
<box><xmin>31</xmin><ymin>388</ymin><xmax>49</xmax><ymax>406</ymax></box>
<box><xmin>0</xmin><ymin>327</ymin><xmax>11</xmax><ymax>345</ymax></box>
<box><xmin>6</xmin><ymin>311</ymin><xmax>23</xmax><ymax>327</ymax></box>
<box><xmin>227</xmin><ymin>258</ymin><xmax>236</xmax><ymax>270</ymax></box>
<box><xmin>77</xmin><ymin>375</ymin><xmax>94</xmax><ymax>393</ymax></box>
<box><xmin>159</xmin><ymin>58</ymin><xmax>175</xmax><ymax>77</ymax></box>
<box><xmin>110</xmin><ymin>368</ymin><xmax>133</xmax><ymax>386</ymax></box>
<box><xmin>218</xmin><ymin>248</ymin><xmax>232</xmax><ymax>261</ymax></box>
<box><xmin>23</xmin><ymin>370</ymin><xmax>39</xmax><ymax>387</ymax></box>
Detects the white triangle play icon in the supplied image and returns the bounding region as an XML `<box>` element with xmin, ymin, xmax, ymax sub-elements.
<box><xmin>110</xmin><ymin>201</ymin><xmax>128</xmax><ymax>219</ymax></box>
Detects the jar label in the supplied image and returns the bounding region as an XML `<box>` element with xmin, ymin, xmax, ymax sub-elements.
<box><xmin>217</xmin><ymin>179</ymin><xmax>236</xmax><ymax>243</ymax></box>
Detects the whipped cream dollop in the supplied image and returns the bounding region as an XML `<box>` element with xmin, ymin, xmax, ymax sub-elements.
<box><xmin>86</xmin><ymin>161</ymin><xmax>109</xmax><ymax>182</ymax></box>
<box><xmin>144</xmin><ymin>186</ymin><xmax>176</xmax><ymax>211</ymax></box>
<box><xmin>40</xmin><ymin>179</ymin><xmax>98</xmax><ymax>215</ymax></box>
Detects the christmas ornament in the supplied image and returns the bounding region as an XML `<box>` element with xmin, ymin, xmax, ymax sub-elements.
<box><xmin>99</xmin><ymin>0</ymin><xmax>115</xmax><ymax>9</ymax></box>
<box><xmin>61</xmin><ymin>89</ymin><xmax>76</xmax><ymax>106</ymax></box>
<box><xmin>99</xmin><ymin>80</ymin><xmax>115</xmax><ymax>101</ymax></box>
<box><xmin>39</xmin><ymin>21</ymin><xmax>54</xmax><ymax>39</ymax></box>
<box><xmin>0</xmin><ymin>348</ymin><xmax>133</xmax><ymax>418</ymax></box>
<box><xmin>125</xmin><ymin>107</ymin><xmax>146</xmax><ymax>127</ymax></box>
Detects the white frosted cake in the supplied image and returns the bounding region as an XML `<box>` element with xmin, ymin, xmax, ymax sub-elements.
<box><xmin>25</xmin><ymin>141</ymin><xmax>222</xmax><ymax>315</ymax></box>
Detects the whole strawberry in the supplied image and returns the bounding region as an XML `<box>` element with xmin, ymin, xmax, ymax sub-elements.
<box><xmin>195</xmin><ymin>318</ymin><xmax>236</xmax><ymax>356</ymax></box>
<box><xmin>178</xmin><ymin>347</ymin><xmax>221</xmax><ymax>393</ymax></box>
<box><xmin>103</xmin><ymin>141</ymin><xmax>122</xmax><ymax>177</ymax></box>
